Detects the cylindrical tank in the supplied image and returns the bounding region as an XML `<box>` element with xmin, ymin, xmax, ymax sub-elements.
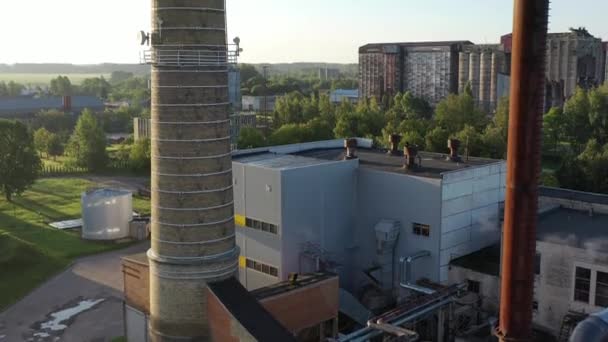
<box><xmin>469</xmin><ymin>52</ymin><xmax>481</xmax><ymax>104</ymax></box>
<box><xmin>479</xmin><ymin>51</ymin><xmax>493</xmax><ymax>113</ymax></box>
<box><xmin>81</xmin><ymin>189</ymin><xmax>133</xmax><ymax>240</ymax></box>
<box><xmin>458</xmin><ymin>52</ymin><xmax>470</xmax><ymax>94</ymax></box>
<box><xmin>490</xmin><ymin>52</ymin><xmax>505</xmax><ymax>111</ymax></box>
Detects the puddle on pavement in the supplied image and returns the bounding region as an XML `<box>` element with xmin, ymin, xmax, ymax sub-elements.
<box><xmin>29</xmin><ymin>298</ymin><xmax>105</xmax><ymax>341</ymax></box>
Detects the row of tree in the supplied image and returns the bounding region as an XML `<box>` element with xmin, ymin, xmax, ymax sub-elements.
<box><xmin>239</xmin><ymin>84</ymin><xmax>608</xmax><ymax>194</ymax></box>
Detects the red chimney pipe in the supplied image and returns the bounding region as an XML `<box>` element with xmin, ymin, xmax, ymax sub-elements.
<box><xmin>62</xmin><ymin>96</ymin><xmax>72</xmax><ymax>112</ymax></box>
<box><xmin>496</xmin><ymin>1</ymin><xmax>548</xmax><ymax>341</ymax></box>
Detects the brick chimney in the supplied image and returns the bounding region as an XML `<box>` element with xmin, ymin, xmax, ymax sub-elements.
<box><xmin>62</xmin><ymin>96</ymin><xmax>72</xmax><ymax>112</ymax></box>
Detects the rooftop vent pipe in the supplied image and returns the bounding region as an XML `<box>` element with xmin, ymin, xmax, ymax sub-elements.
<box><xmin>388</xmin><ymin>134</ymin><xmax>402</xmax><ymax>156</ymax></box>
<box><xmin>399</xmin><ymin>251</ymin><xmax>435</xmax><ymax>295</ymax></box>
<box><xmin>403</xmin><ymin>143</ymin><xmax>419</xmax><ymax>170</ymax></box>
<box><xmin>345</xmin><ymin>138</ymin><xmax>358</xmax><ymax>159</ymax></box>
<box><xmin>447</xmin><ymin>139</ymin><xmax>462</xmax><ymax>162</ymax></box>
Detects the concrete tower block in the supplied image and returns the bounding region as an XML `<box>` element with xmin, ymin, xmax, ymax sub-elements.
<box><xmin>458</xmin><ymin>52</ymin><xmax>470</xmax><ymax>94</ymax></box>
<box><xmin>469</xmin><ymin>52</ymin><xmax>481</xmax><ymax>105</ymax></box>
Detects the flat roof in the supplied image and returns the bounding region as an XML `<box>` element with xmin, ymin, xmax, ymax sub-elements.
<box><xmin>251</xmin><ymin>273</ymin><xmax>336</xmax><ymax>300</ymax></box>
<box><xmin>451</xmin><ymin>207</ymin><xmax>608</xmax><ymax>275</ymax></box>
<box><xmin>234</xmin><ymin>153</ymin><xmax>338</xmax><ymax>170</ymax></box>
<box><xmin>537</xmin><ymin>208</ymin><xmax>608</xmax><ymax>252</ymax></box>
<box><xmin>359</xmin><ymin>40</ymin><xmax>473</xmax><ymax>53</ymax></box>
<box><xmin>296</xmin><ymin>148</ymin><xmax>498</xmax><ymax>179</ymax></box>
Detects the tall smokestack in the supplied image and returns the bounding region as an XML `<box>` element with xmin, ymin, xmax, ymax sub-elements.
<box><xmin>145</xmin><ymin>0</ymin><xmax>238</xmax><ymax>340</ymax></box>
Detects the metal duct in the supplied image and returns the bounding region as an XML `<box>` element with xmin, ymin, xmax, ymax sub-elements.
<box><xmin>570</xmin><ymin>310</ymin><xmax>608</xmax><ymax>342</ymax></box>
<box><xmin>145</xmin><ymin>0</ymin><xmax>239</xmax><ymax>340</ymax></box>
<box><xmin>374</xmin><ymin>220</ymin><xmax>401</xmax><ymax>292</ymax></box>
<box><xmin>398</xmin><ymin>251</ymin><xmax>435</xmax><ymax>295</ymax></box>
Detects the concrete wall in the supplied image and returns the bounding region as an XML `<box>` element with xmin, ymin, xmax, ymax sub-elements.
<box><xmin>439</xmin><ymin>162</ymin><xmax>506</xmax><ymax>283</ymax></box>
<box><xmin>123</xmin><ymin>258</ymin><xmax>150</xmax><ymax>314</ymax></box>
<box><xmin>535</xmin><ymin>241</ymin><xmax>608</xmax><ymax>334</ymax></box>
<box><xmin>281</xmin><ymin>160</ymin><xmax>358</xmax><ymax>288</ymax></box>
<box><xmin>403</xmin><ymin>50</ymin><xmax>456</xmax><ymax>105</ymax></box>
<box><xmin>354</xmin><ymin>169</ymin><xmax>442</xmax><ymax>292</ymax></box>
<box><xmin>448</xmin><ymin>265</ymin><xmax>501</xmax><ymax>313</ymax></box>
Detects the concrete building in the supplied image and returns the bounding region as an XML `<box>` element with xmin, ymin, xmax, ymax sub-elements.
<box><xmin>242</xmin><ymin>95</ymin><xmax>277</xmax><ymax>112</ymax></box>
<box><xmin>231</xmin><ymin>138</ymin><xmax>506</xmax><ymax>295</ymax></box>
<box><xmin>449</xmin><ymin>187</ymin><xmax>608</xmax><ymax>338</ymax></box>
<box><xmin>329</xmin><ymin>89</ymin><xmax>359</xmax><ymax>104</ymax></box>
<box><xmin>604</xmin><ymin>42</ymin><xmax>608</xmax><ymax>85</ymax></box>
<box><xmin>544</xmin><ymin>30</ymin><xmax>605</xmax><ymax>108</ymax></box>
<box><xmin>458</xmin><ymin>45</ymin><xmax>508</xmax><ymax>113</ymax></box>
<box><xmin>359</xmin><ymin>41</ymin><xmax>472</xmax><ymax>105</ymax></box>
<box><xmin>229</xmin><ymin>67</ymin><xmax>242</xmax><ymax>111</ymax></box>
<box><xmin>133</xmin><ymin>117</ymin><xmax>150</xmax><ymax>141</ymax></box>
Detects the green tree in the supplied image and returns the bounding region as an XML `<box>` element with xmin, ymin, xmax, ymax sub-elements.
<box><xmin>110</xmin><ymin>71</ymin><xmax>134</xmax><ymax>84</ymax></box>
<box><xmin>6</xmin><ymin>81</ymin><xmax>25</xmax><ymax>97</ymax></box>
<box><xmin>588</xmin><ymin>85</ymin><xmax>608</xmax><ymax>145</ymax></box>
<box><xmin>80</xmin><ymin>77</ymin><xmax>111</xmax><ymax>99</ymax></box>
<box><xmin>425</xmin><ymin>126</ymin><xmax>450</xmax><ymax>153</ymax></box>
<box><xmin>435</xmin><ymin>92</ymin><xmax>487</xmax><ymax>133</ymax></box>
<box><xmin>0</xmin><ymin>81</ymin><xmax>7</xmax><ymax>97</ymax></box>
<box><xmin>479</xmin><ymin>97</ymin><xmax>509</xmax><ymax>158</ymax></box>
<box><xmin>33</xmin><ymin>128</ymin><xmax>52</xmax><ymax>157</ymax></box>
<box><xmin>455</xmin><ymin>125</ymin><xmax>483</xmax><ymax>157</ymax></box>
<box><xmin>237</xmin><ymin>127</ymin><xmax>266</xmax><ymax>149</ymax></box>
<box><xmin>563</xmin><ymin>87</ymin><xmax>592</xmax><ymax>150</ymax></box>
<box><xmin>50</xmin><ymin>76</ymin><xmax>73</xmax><ymax>96</ymax></box>
<box><xmin>129</xmin><ymin>139</ymin><xmax>151</xmax><ymax>171</ymax></box>
<box><xmin>47</xmin><ymin>133</ymin><xmax>64</xmax><ymax>160</ymax></box>
<box><xmin>0</xmin><ymin>120</ymin><xmax>41</xmax><ymax>201</ymax></box>
<box><xmin>66</xmin><ymin>110</ymin><xmax>108</xmax><ymax>171</ymax></box>
<box><xmin>239</xmin><ymin>64</ymin><xmax>262</xmax><ymax>83</ymax></box>
<box><xmin>543</xmin><ymin>107</ymin><xmax>566</xmax><ymax>154</ymax></box>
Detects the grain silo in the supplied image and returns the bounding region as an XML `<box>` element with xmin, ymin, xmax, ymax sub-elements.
<box><xmin>141</xmin><ymin>0</ymin><xmax>240</xmax><ymax>339</ymax></box>
<box><xmin>81</xmin><ymin>189</ymin><xmax>133</xmax><ymax>240</ymax></box>
<box><xmin>458</xmin><ymin>52</ymin><xmax>470</xmax><ymax>94</ymax></box>
<box><xmin>468</xmin><ymin>52</ymin><xmax>481</xmax><ymax>105</ymax></box>
<box><xmin>479</xmin><ymin>51</ymin><xmax>493</xmax><ymax>112</ymax></box>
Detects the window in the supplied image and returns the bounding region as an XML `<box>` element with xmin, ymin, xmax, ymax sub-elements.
<box><xmin>245</xmin><ymin>258</ymin><xmax>278</xmax><ymax>278</ymax></box>
<box><xmin>533</xmin><ymin>301</ymin><xmax>539</xmax><ymax>312</ymax></box>
<box><xmin>467</xmin><ymin>279</ymin><xmax>480</xmax><ymax>294</ymax></box>
<box><xmin>240</xmin><ymin>216</ymin><xmax>279</xmax><ymax>235</ymax></box>
<box><xmin>596</xmin><ymin>271</ymin><xmax>608</xmax><ymax>307</ymax></box>
<box><xmin>534</xmin><ymin>253</ymin><xmax>541</xmax><ymax>276</ymax></box>
<box><xmin>574</xmin><ymin>267</ymin><xmax>591</xmax><ymax>303</ymax></box>
<box><xmin>412</xmin><ymin>223</ymin><xmax>430</xmax><ymax>237</ymax></box>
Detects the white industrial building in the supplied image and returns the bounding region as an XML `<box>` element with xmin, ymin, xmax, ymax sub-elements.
<box><xmin>450</xmin><ymin>187</ymin><xmax>608</xmax><ymax>339</ymax></box>
<box><xmin>232</xmin><ymin>138</ymin><xmax>507</xmax><ymax>300</ymax></box>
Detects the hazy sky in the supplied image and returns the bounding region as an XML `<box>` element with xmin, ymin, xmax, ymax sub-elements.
<box><xmin>1</xmin><ymin>0</ymin><xmax>606</xmax><ymax>65</ymax></box>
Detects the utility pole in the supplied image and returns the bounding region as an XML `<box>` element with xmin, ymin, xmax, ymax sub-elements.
<box><xmin>262</xmin><ymin>65</ymin><xmax>270</xmax><ymax>134</ymax></box>
<box><xmin>496</xmin><ymin>1</ymin><xmax>549</xmax><ymax>341</ymax></box>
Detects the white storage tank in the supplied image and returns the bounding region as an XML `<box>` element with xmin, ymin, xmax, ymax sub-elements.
<box><xmin>81</xmin><ymin>189</ymin><xmax>133</xmax><ymax>240</ymax></box>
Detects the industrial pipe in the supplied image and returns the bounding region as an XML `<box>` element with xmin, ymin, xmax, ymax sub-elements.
<box><xmin>399</xmin><ymin>251</ymin><xmax>435</xmax><ymax>295</ymax></box>
<box><xmin>497</xmin><ymin>1</ymin><xmax>549</xmax><ymax>341</ymax></box>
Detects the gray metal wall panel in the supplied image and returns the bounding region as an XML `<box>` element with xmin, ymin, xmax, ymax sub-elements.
<box><xmin>354</xmin><ymin>169</ymin><xmax>442</xmax><ymax>290</ymax></box>
<box><xmin>244</xmin><ymin>164</ymin><xmax>281</xmax><ymax>225</ymax></box>
<box><xmin>281</xmin><ymin>161</ymin><xmax>358</xmax><ymax>287</ymax></box>
<box><xmin>233</xmin><ymin>162</ymin><xmax>246</xmax><ymax>216</ymax></box>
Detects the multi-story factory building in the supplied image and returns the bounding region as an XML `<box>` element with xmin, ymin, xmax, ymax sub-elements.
<box><xmin>360</xmin><ymin>29</ymin><xmax>606</xmax><ymax>112</ymax></box>
<box><xmin>359</xmin><ymin>41</ymin><xmax>472</xmax><ymax>106</ymax></box>
<box><xmin>231</xmin><ymin>138</ymin><xmax>507</xmax><ymax>297</ymax></box>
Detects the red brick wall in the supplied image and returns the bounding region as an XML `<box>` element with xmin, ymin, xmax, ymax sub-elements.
<box><xmin>259</xmin><ymin>277</ymin><xmax>339</xmax><ymax>333</ymax></box>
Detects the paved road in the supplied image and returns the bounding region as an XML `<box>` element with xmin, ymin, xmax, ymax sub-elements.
<box><xmin>0</xmin><ymin>242</ymin><xmax>150</xmax><ymax>342</ymax></box>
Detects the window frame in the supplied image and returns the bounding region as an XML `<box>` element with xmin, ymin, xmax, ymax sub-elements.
<box><xmin>412</xmin><ymin>223</ymin><xmax>431</xmax><ymax>237</ymax></box>
<box><xmin>245</xmin><ymin>257</ymin><xmax>279</xmax><ymax>278</ymax></box>
<box><xmin>574</xmin><ymin>266</ymin><xmax>591</xmax><ymax>303</ymax></box>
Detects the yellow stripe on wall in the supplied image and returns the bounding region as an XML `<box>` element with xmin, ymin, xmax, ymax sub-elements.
<box><xmin>235</xmin><ymin>214</ymin><xmax>246</xmax><ymax>227</ymax></box>
<box><xmin>239</xmin><ymin>256</ymin><xmax>246</xmax><ymax>269</ymax></box>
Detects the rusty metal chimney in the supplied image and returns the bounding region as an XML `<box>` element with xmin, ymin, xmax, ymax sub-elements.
<box><xmin>345</xmin><ymin>138</ymin><xmax>358</xmax><ymax>159</ymax></box>
<box><xmin>388</xmin><ymin>134</ymin><xmax>402</xmax><ymax>156</ymax></box>
<box><xmin>403</xmin><ymin>143</ymin><xmax>418</xmax><ymax>170</ymax></box>
<box><xmin>496</xmin><ymin>1</ymin><xmax>548</xmax><ymax>341</ymax></box>
<box><xmin>143</xmin><ymin>0</ymin><xmax>239</xmax><ymax>340</ymax></box>
<box><xmin>447</xmin><ymin>139</ymin><xmax>462</xmax><ymax>162</ymax></box>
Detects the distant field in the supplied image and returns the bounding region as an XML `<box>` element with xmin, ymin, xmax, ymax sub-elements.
<box><xmin>0</xmin><ymin>73</ymin><xmax>110</xmax><ymax>86</ymax></box>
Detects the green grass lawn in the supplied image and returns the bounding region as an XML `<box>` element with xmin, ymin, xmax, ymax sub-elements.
<box><xmin>0</xmin><ymin>178</ymin><xmax>150</xmax><ymax>310</ymax></box>
<box><xmin>0</xmin><ymin>73</ymin><xmax>110</xmax><ymax>86</ymax></box>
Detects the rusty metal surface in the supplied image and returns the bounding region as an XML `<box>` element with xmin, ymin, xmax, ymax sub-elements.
<box><xmin>497</xmin><ymin>0</ymin><xmax>549</xmax><ymax>341</ymax></box>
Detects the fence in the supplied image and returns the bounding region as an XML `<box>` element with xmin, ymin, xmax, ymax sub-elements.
<box><xmin>41</xmin><ymin>160</ymin><xmax>135</xmax><ymax>176</ymax></box>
